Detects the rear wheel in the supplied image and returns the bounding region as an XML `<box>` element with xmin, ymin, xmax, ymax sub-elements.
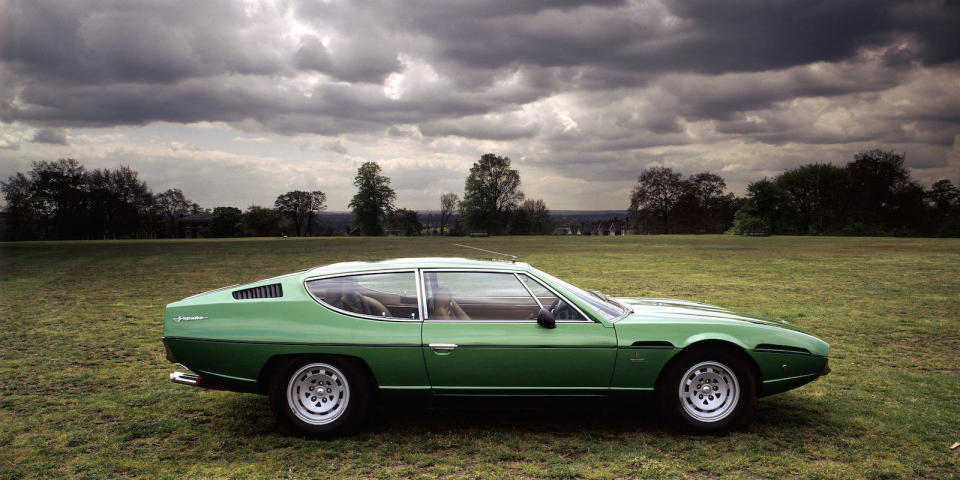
<box><xmin>269</xmin><ymin>357</ymin><xmax>369</xmax><ymax>437</ymax></box>
<box><xmin>658</xmin><ymin>348</ymin><xmax>756</xmax><ymax>433</ymax></box>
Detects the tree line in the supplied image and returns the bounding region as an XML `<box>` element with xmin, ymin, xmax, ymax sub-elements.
<box><xmin>0</xmin><ymin>158</ymin><xmax>336</xmax><ymax>240</ymax></box>
<box><xmin>628</xmin><ymin>149</ymin><xmax>959</xmax><ymax>237</ymax></box>
<box><xmin>3</xmin><ymin>149</ymin><xmax>957</xmax><ymax>240</ymax></box>
<box><xmin>0</xmin><ymin>154</ymin><xmax>549</xmax><ymax>240</ymax></box>
<box><xmin>342</xmin><ymin>154</ymin><xmax>553</xmax><ymax>237</ymax></box>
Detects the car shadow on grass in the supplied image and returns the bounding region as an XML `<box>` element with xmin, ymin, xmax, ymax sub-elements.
<box><xmin>219</xmin><ymin>392</ymin><xmax>839</xmax><ymax>440</ymax></box>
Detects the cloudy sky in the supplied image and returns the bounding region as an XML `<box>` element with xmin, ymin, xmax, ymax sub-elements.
<box><xmin>1</xmin><ymin>0</ymin><xmax>959</xmax><ymax>211</ymax></box>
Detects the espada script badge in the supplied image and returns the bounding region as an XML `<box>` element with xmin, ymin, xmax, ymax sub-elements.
<box><xmin>174</xmin><ymin>315</ymin><xmax>208</xmax><ymax>323</ymax></box>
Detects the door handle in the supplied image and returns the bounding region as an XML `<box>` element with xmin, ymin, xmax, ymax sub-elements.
<box><xmin>429</xmin><ymin>343</ymin><xmax>458</xmax><ymax>352</ymax></box>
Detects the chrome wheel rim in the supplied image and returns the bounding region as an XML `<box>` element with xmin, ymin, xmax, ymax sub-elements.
<box><xmin>678</xmin><ymin>361</ymin><xmax>740</xmax><ymax>422</ymax></box>
<box><xmin>286</xmin><ymin>363</ymin><xmax>350</xmax><ymax>425</ymax></box>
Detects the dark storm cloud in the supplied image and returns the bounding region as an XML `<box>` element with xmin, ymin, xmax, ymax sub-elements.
<box><xmin>0</xmin><ymin>0</ymin><xmax>958</xmax><ymax>194</ymax></box>
<box><xmin>375</xmin><ymin>0</ymin><xmax>960</xmax><ymax>77</ymax></box>
<box><xmin>1</xmin><ymin>0</ymin><xmax>955</xmax><ymax>129</ymax></box>
<box><xmin>294</xmin><ymin>35</ymin><xmax>401</xmax><ymax>84</ymax></box>
<box><xmin>0</xmin><ymin>1</ymin><xmax>287</xmax><ymax>85</ymax></box>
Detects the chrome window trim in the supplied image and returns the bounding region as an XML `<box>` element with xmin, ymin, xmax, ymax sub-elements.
<box><xmin>515</xmin><ymin>272</ymin><xmax>591</xmax><ymax>322</ymax></box>
<box><xmin>514</xmin><ymin>272</ymin><xmax>545</xmax><ymax>309</ymax></box>
<box><xmin>303</xmin><ymin>269</ymin><xmax>422</xmax><ymax>323</ymax></box>
<box><xmin>415</xmin><ymin>269</ymin><xmax>426</xmax><ymax>322</ymax></box>
<box><xmin>527</xmin><ymin>268</ymin><xmax>629</xmax><ymax>322</ymax></box>
<box><xmin>420</xmin><ymin>268</ymin><xmax>595</xmax><ymax>324</ymax></box>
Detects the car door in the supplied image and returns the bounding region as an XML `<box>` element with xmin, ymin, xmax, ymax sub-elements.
<box><xmin>420</xmin><ymin>270</ymin><xmax>618</xmax><ymax>394</ymax></box>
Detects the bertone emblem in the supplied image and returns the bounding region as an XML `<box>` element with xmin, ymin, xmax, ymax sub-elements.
<box><xmin>174</xmin><ymin>315</ymin><xmax>208</xmax><ymax>323</ymax></box>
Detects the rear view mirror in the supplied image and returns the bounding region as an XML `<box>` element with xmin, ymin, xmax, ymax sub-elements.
<box><xmin>536</xmin><ymin>307</ymin><xmax>556</xmax><ymax>329</ymax></box>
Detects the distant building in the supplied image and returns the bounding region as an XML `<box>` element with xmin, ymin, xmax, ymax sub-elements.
<box><xmin>177</xmin><ymin>213</ymin><xmax>213</xmax><ymax>238</ymax></box>
<box><xmin>580</xmin><ymin>217</ymin><xmax>629</xmax><ymax>236</ymax></box>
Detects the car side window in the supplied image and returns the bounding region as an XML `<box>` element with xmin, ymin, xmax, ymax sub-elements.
<box><xmin>519</xmin><ymin>274</ymin><xmax>588</xmax><ymax>321</ymax></box>
<box><xmin>306</xmin><ymin>272</ymin><xmax>419</xmax><ymax>319</ymax></box>
<box><xmin>424</xmin><ymin>271</ymin><xmax>540</xmax><ymax>321</ymax></box>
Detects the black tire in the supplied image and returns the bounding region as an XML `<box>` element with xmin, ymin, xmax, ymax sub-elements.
<box><xmin>657</xmin><ymin>348</ymin><xmax>756</xmax><ymax>433</ymax></box>
<box><xmin>269</xmin><ymin>356</ymin><xmax>370</xmax><ymax>437</ymax></box>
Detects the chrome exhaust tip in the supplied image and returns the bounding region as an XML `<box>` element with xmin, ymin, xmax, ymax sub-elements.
<box><xmin>170</xmin><ymin>371</ymin><xmax>200</xmax><ymax>387</ymax></box>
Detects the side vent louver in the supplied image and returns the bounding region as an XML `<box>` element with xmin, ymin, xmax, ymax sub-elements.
<box><xmin>232</xmin><ymin>283</ymin><xmax>283</xmax><ymax>300</ymax></box>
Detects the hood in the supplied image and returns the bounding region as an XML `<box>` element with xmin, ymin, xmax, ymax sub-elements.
<box><xmin>612</xmin><ymin>297</ymin><xmax>804</xmax><ymax>332</ymax></box>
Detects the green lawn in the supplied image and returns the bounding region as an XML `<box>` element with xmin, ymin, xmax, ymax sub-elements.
<box><xmin>1</xmin><ymin>236</ymin><xmax>958</xmax><ymax>479</ymax></box>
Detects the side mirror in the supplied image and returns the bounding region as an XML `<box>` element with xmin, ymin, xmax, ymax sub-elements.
<box><xmin>536</xmin><ymin>307</ymin><xmax>556</xmax><ymax>329</ymax></box>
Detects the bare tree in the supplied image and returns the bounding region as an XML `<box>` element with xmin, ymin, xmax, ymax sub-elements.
<box><xmin>155</xmin><ymin>188</ymin><xmax>193</xmax><ymax>218</ymax></box>
<box><xmin>274</xmin><ymin>190</ymin><xmax>327</xmax><ymax>236</ymax></box>
<box><xmin>439</xmin><ymin>192</ymin><xmax>459</xmax><ymax>235</ymax></box>
<box><xmin>628</xmin><ymin>167</ymin><xmax>684</xmax><ymax>233</ymax></box>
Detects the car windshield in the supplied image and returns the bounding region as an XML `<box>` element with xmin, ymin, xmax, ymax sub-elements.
<box><xmin>530</xmin><ymin>268</ymin><xmax>627</xmax><ymax>321</ymax></box>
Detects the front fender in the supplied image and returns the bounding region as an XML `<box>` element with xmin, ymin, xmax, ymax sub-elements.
<box><xmin>678</xmin><ymin>332</ymin><xmax>750</xmax><ymax>351</ymax></box>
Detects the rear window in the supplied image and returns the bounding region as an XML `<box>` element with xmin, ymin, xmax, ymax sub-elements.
<box><xmin>306</xmin><ymin>272</ymin><xmax>418</xmax><ymax>319</ymax></box>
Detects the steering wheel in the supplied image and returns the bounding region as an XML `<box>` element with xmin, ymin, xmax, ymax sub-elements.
<box><xmin>551</xmin><ymin>300</ymin><xmax>578</xmax><ymax>320</ymax></box>
<box><xmin>548</xmin><ymin>298</ymin><xmax>560</xmax><ymax>312</ymax></box>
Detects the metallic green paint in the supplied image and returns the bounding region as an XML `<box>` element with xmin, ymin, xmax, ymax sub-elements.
<box><xmin>163</xmin><ymin>257</ymin><xmax>829</xmax><ymax>399</ymax></box>
<box><xmin>422</xmin><ymin>322</ymin><xmax>617</xmax><ymax>390</ymax></box>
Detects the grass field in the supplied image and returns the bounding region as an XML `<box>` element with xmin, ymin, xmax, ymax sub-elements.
<box><xmin>1</xmin><ymin>235</ymin><xmax>958</xmax><ymax>479</ymax></box>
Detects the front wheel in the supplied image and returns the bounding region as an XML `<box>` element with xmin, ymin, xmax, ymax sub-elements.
<box><xmin>658</xmin><ymin>349</ymin><xmax>756</xmax><ymax>433</ymax></box>
<box><xmin>269</xmin><ymin>357</ymin><xmax>369</xmax><ymax>437</ymax></box>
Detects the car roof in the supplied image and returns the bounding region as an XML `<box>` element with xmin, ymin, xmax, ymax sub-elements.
<box><xmin>306</xmin><ymin>257</ymin><xmax>532</xmax><ymax>276</ymax></box>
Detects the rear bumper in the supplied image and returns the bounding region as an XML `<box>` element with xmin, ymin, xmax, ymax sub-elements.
<box><xmin>162</xmin><ymin>337</ymin><xmax>177</xmax><ymax>363</ymax></box>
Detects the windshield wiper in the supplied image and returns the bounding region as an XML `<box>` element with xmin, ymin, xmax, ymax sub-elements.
<box><xmin>588</xmin><ymin>290</ymin><xmax>631</xmax><ymax>313</ymax></box>
<box><xmin>587</xmin><ymin>290</ymin><xmax>607</xmax><ymax>300</ymax></box>
<box><xmin>608</xmin><ymin>297</ymin><xmax>631</xmax><ymax>313</ymax></box>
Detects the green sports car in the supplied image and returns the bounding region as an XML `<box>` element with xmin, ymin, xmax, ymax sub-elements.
<box><xmin>163</xmin><ymin>257</ymin><xmax>829</xmax><ymax>435</ymax></box>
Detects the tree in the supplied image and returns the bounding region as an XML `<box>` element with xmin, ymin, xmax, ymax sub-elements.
<box><xmin>673</xmin><ymin>172</ymin><xmax>737</xmax><ymax>233</ymax></box>
<box><xmin>846</xmin><ymin>149</ymin><xmax>924</xmax><ymax>233</ymax></box>
<box><xmin>28</xmin><ymin>159</ymin><xmax>88</xmax><ymax>239</ymax></box>
<box><xmin>349</xmin><ymin>162</ymin><xmax>396</xmax><ymax>236</ymax></box>
<box><xmin>87</xmin><ymin>166</ymin><xmax>154</xmax><ymax>238</ymax></box>
<box><xmin>460</xmin><ymin>153</ymin><xmax>524</xmax><ymax>235</ymax></box>
<box><xmin>387</xmin><ymin>208</ymin><xmax>423</xmax><ymax>236</ymax></box>
<box><xmin>730</xmin><ymin>178</ymin><xmax>790</xmax><ymax>235</ymax></box>
<box><xmin>927</xmin><ymin>179</ymin><xmax>958</xmax><ymax>212</ymax></box>
<box><xmin>274</xmin><ymin>190</ymin><xmax>326</xmax><ymax>236</ymax></box>
<box><xmin>154</xmin><ymin>188</ymin><xmax>192</xmax><ymax>218</ymax></box>
<box><xmin>511</xmin><ymin>198</ymin><xmax>553</xmax><ymax>235</ymax></box>
<box><xmin>439</xmin><ymin>192</ymin><xmax>459</xmax><ymax>235</ymax></box>
<box><xmin>242</xmin><ymin>205</ymin><xmax>283</xmax><ymax>237</ymax></box>
<box><xmin>745</xmin><ymin>178</ymin><xmax>789</xmax><ymax>227</ymax></box>
<box><xmin>776</xmin><ymin>163</ymin><xmax>849</xmax><ymax>234</ymax></box>
<box><xmin>628</xmin><ymin>166</ymin><xmax>684</xmax><ymax>233</ymax></box>
<box><xmin>0</xmin><ymin>172</ymin><xmax>37</xmax><ymax>240</ymax></box>
<box><xmin>154</xmin><ymin>188</ymin><xmax>194</xmax><ymax>237</ymax></box>
<box><xmin>2</xmin><ymin>161</ymin><xmax>159</xmax><ymax>240</ymax></box>
<box><xmin>211</xmin><ymin>207</ymin><xmax>243</xmax><ymax>237</ymax></box>
<box><xmin>925</xmin><ymin>179</ymin><xmax>960</xmax><ymax>237</ymax></box>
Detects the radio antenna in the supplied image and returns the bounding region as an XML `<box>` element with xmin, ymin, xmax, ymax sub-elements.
<box><xmin>453</xmin><ymin>243</ymin><xmax>517</xmax><ymax>263</ymax></box>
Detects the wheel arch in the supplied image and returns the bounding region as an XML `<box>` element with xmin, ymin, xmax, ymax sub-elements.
<box><xmin>257</xmin><ymin>353</ymin><xmax>380</xmax><ymax>395</ymax></box>
<box><xmin>655</xmin><ymin>339</ymin><xmax>762</xmax><ymax>393</ymax></box>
